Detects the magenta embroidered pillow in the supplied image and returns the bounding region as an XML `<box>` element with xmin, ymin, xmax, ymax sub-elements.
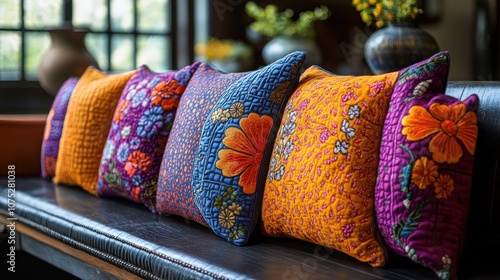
<box><xmin>41</xmin><ymin>77</ymin><xmax>79</xmax><ymax>179</ymax></box>
<box><xmin>97</xmin><ymin>62</ymin><xmax>200</xmax><ymax>212</ymax></box>
<box><xmin>375</xmin><ymin>58</ymin><xmax>479</xmax><ymax>278</ymax></box>
<box><xmin>156</xmin><ymin>63</ymin><xmax>249</xmax><ymax>226</ymax></box>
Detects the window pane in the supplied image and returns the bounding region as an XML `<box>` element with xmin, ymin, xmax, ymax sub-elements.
<box><xmin>86</xmin><ymin>33</ymin><xmax>108</xmax><ymax>70</ymax></box>
<box><xmin>0</xmin><ymin>0</ymin><xmax>21</xmax><ymax>28</ymax></box>
<box><xmin>73</xmin><ymin>0</ymin><xmax>107</xmax><ymax>31</ymax></box>
<box><xmin>111</xmin><ymin>0</ymin><xmax>133</xmax><ymax>32</ymax></box>
<box><xmin>138</xmin><ymin>0</ymin><xmax>168</xmax><ymax>33</ymax></box>
<box><xmin>137</xmin><ymin>35</ymin><xmax>169</xmax><ymax>71</ymax></box>
<box><xmin>0</xmin><ymin>32</ymin><xmax>21</xmax><ymax>80</ymax></box>
<box><xmin>25</xmin><ymin>0</ymin><xmax>63</xmax><ymax>29</ymax></box>
<box><xmin>111</xmin><ymin>35</ymin><xmax>134</xmax><ymax>71</ymax></box>
<box><xmin>25</xmin><ymin>31</ymin><xmax>50</xmax><ymax>80</ymax></box>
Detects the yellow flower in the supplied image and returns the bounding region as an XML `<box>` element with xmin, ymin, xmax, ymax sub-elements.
<box><xmin>411</xmin><ymin>157</ymin><xmax>439</xmax><ymax>189</ymax></box>
<box><xmin>351</xmin><ymin>0</ymin><xmax>422</xmax><ymax>28</ymax></box>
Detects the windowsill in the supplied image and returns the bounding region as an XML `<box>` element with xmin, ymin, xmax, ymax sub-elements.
<box><xmin>0</xmin><ymin>82</ymin><xmax>53</xmax><ymax>114</ymax></box>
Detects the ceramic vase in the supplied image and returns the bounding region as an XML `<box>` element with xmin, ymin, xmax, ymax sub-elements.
<box><xmin>38</xmin><ymin>27</ymin><xmax>99</xmax><ymax>96</ymax></box>
<box><xmin>364</xmin><ymin>22</ymin><xmax>440</xmax><ymax>74</ymax></box>
<box><xmin>262</xmin><ymin>35</ymin><xmax>321</xmax><ymax>68</ymax></box>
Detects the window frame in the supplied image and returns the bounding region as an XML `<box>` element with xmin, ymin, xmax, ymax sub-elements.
<box><xmin>0</xmin><ymin>0</ymin><xmax>195</xmax><ymax>113</ymax></box>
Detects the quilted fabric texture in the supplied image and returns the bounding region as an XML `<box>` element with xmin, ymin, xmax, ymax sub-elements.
<box><xmin>260</xmin><ymin>51</ymin><xmax>451</xmax><ymax>267</ymax></box>
<box><xmin>156</xmin><ymin>63</ymin><xmax>249</xmax><ymax>226</ymax></box>
<box><xmin>191</xmin><ymin>51</ymin><xmax>306</xmax><ymax>245</ymax></box>
<box><xmin>97</xmin><ymin>63</ymin><xmax>200</xmax><ymax>212</ymax></box>
<box><xmin>54</xmin><ymin>66</ymin><xmax>135</xmax><ymax>195</ymax></box>
<box><xmin>376</xmin><ymin>56</ymin><xmax>477</xmax><ymax>279</ymax></box>
<box><xmin>41</xmin><ymin>77</ymin><xmax>79</xmax><ymax>179</ymax></box>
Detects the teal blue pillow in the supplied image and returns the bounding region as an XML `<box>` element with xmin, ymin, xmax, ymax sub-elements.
<box><xmin>191</xmin><ymin>51</ymin><xmax>306</xmax><ymax>245</ymax></box>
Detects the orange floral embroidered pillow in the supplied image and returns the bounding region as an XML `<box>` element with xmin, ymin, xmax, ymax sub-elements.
<box><xmin>54</xmin><ymin>66</ymin><xmax>135</xmax><ymax>195</ymax></box>
<box><xmin>375</xmin><ymin>92</ymin><xmax>479</xmax><ymax>279</ymax></box>
<box><xmin>261</xmin><ymin>65</ymin><xmax>397</xmax><ymax>267</ymax></box>
<box><xmin>261</xmin><ymin>51</ymin><xmax>451</xmax><ymax>267</ymax></box>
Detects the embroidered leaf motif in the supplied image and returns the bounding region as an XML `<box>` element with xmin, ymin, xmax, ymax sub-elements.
<box><xmin>398</xmin><ymin>55</ymin><xmax>448</xmax><ymax>85</ymax></box>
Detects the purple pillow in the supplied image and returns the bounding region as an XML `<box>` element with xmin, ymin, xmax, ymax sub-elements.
<box><xmin>156</xmin><ymin>63</ymin><xmax>249</xmax><ymax>226</ymax></box>
<box><xmin>375</xmin><ymin>53</ymin><xmax>479</xmax><ymax>279</ymax></box>
<box><xmin>41</xmin><ymin>77</ymin><xmax>79</xmax><ymax>179</ymax></box>
<box><xmin>97</xmin><ymin>62</ymin><xmax>200</xmax><ymax>212</ymax></box>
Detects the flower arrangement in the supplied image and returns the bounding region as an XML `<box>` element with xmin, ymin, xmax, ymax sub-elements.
<box><xmin>352</xmin><ymin>0</ymin><xmax>422</xmax><ymax>28</ymax></box>
<box><xmin>245</xmin><ymin>1</ymin><xmax>330</xmax><ymax>39</ymax></box>
<box><xmin>194</xmin><ymin>37</ymin><xmax>252</xmax><ymax>62</ymax></box>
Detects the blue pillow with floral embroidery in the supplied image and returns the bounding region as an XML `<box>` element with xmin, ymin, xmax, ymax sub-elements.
<box><xmin>190</xmin><ymin>51</ymin><xmax>306</xmax><ymax>245</ymax></box>
<box><xmin>97</xmin><ymin>62</ymin><xmax>200</xmax><ymax>212</ymax></box>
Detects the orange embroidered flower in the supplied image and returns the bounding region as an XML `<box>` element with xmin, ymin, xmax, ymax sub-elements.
<box><xmin>434</xmin><ymin>174</ymin><xmax>454</xmax><ymax>199</ymax></box>
<box><xmin>411</xmin><ymin>157</ymin><xmax>438</xmax><ymax>189</ymax></box>
<box><xmin>124</xmin><ymin>151</ymin><xmax>152</xmax><ymax>177</ymax></box>
<box><xmin>113</xmin><ymin>99</ymin><xmax>128</xmax><ymax>123</ymax></box>
<box><xmin>402</xmin><ymin>103</ymin><xmax>478</xmax><ymax>164</ymax></box>
<box><xmin>216</xmin><ymin>113</ymin><xmax>273</xmax><ymax>194</ymax></box>
<box><xmin>151</xmin><ymin>80</ymin><xmax>185</xmax><ymax>110</ymax></box>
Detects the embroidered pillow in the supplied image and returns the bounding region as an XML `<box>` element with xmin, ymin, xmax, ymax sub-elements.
<box><xmin>41</xmin><ymin>77</ymin><xmax>79</xmax><ymax>179</ymax></box>
<box><xmin>156</xmin><ymin>63</ymin><xmax>249</xmax><ymax>226</ymax></box>
<box><xmin>54</xmin><ymin>66</ymin><xmax>135</xmax><ymax>195</ymax></box>
<box><xmin>261</xmin><ymin>51</ymin><xmax>450</xmax><ymax>267</ymax></box>
<box><xmin>97</xmin><ymin>63</ymin><xmax>200</xmax><ymax>212</ymax></box>
<box><xmin>375</xmin><ymin>84</ymin><xmax>478</xmax><ymax>278</ymax></box>
<box><xmin>191</xmin><ymin>51</ymin><xmax>307</xmax><ymax>245</ymax></box>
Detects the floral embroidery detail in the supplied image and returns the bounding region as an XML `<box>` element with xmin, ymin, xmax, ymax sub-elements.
<box><xmin>228</xmin><ymin>102</ymin><xmax>245</xmax><ymax>118</ymax></box>
<box><xmin>341</xmin><ymin>223</ymin><xmax>355</xmax><ymax>238</ymax></box>
<box><xmin>137</xmin><ymin>107</ymin><xmax>165</xmax><ymax>140</ymax></box>
<box><xmin>151</xmin><ymin>79</ymin><xmax>185</xmax><ymax>110</ymax></box>
<box><xmin>341</xmin><ymin>119</ymin><xmax>355</xmax><ymax>140</ymax></box>
<box><xmin>270</xmin><ymin>81</ymin><xmax>290</xmax><ymax>104</ymax></box>
<box><xmin>117</xmin><ymin>143</ymin><xmax>130</xmax><ymax>162</ymax></box>
<box><xmin>334</xmin><ymin>140</ymin><xmax>349</xmax><ymax>155</ymax></box>
<box><xmin>212</xmin><ymin>102</ymin><xmax>246</xmax><ymax>122</ymax></box>
<box><xmin>268</xmin><ymin>103</ymin><xmax>297</xmax><ymax>182</ymax></box>
<box><xmin>124</xmin><ymin>151</ymin><xmax>152</xmax><ymax>177</ymax></box>
<box><xmin>132</xmin><ymin>89</ymin><xmax>147</xmax><ymax>108</ymax></box>
<box><xmin>121</xmin><ymin>125</ymin><xmax>131</xmax><ymax>138</ymax></box>
<box><xmin>216</xmin><ymin>113</ymin><xmax>273</xmax><ymax>194</ymax></box>
<box><xmin>347</xmin><ymin>104</ymin><xmax>360</xmax><ymax>119</ymax></box>
<box><xmin>397</xmin><ymin>54</ymin><xmax>448</xmax><ymax>85</ymax></box>
<box><xmin>402</xmin><ymin>103</ymin><xmax>478</xmax><ymax>164</ymax></box>
<box><xmin>214</xmin><ymin>187</ymin><xmax>245</xmax><ymax>240</ymax></box>
<box><xmin>411</xmin><ymin>157</ymin><xmax>438</xmax><ymax>189</ymax></box>
<box><xmin>436</xmin><ymin>255</ymin><xmax>452</xmax><ymax>280</ymax></box>
<box><xmin>218</xmin><ymin>209</ymin><xmax>236</xmax><ymax>229</ymax></box>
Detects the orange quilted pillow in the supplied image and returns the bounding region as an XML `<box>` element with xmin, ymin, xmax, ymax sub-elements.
<box><xmin>54</xmin><ymin>66</ymin><xmax>135</xmax><ymax>195</ymax></box>
<box><xmin>262</xmin><ymin>66</ymin><xmax>398</xmax><ymax>267</ymax></box>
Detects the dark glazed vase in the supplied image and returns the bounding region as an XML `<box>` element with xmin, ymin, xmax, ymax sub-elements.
<box><xmin>38</xmin><ymin>27</ymin><xmax>99</xmax><ymax>96</ymax></box>
<box><xmin>364</xmin><ymin>22</ymin><xmax>440</xmax><ymax>74</ymax></box>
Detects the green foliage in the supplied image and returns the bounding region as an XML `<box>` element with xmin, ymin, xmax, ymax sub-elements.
<box><xmin>245</xmin><ymin>2</ymin><xmax>330</xmax><ymax>39</ymax></box>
